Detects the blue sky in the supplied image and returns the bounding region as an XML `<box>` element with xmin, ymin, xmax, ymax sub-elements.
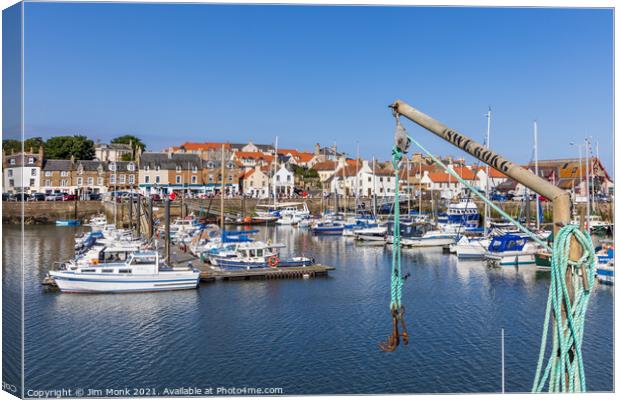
<box><xmin>20</xmin><ymin>3</ymin><xmax>613</xmax><ymax>170</ymax></box>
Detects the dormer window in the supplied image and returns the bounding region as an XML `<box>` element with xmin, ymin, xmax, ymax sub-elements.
<box><xmin>128</xmin><ymin>163</ymin><xmax>135</xmax><ymax>171</ymax></box>
<box><xmin>227</xmin><ymin>162</ymin><xmax>234</xmax><ymax>169</ymax></box>
<box><xmin>10</xmin><ymin>159</ymin><xmax>15</xmax><ymax>165</ymax></box>
<box><xmin>176</xmin><ymin>165</ymin><xmax>182</xmax><ymax>172</ymax></box>
<box><xmin>145</xmin><ymin>165</ymin><xmax>150</xmax><ymax>171</ymax></box>
<box><xmin>192</xmin><ymin>165</ymin><xmax>198</xmax><ymax>173</ymax></box>
<box><xmin>207</xmin><ymin>162</ymin><xmax>214</xmax><ymax>169</ymax></box>
<box><xmin>28</xmin><ymin>157</ymin><xmax>34</xmax><ymax>164</ymax></box>
<box><xmin>155</xmin><ymin>165</ymin><xmax>160</xmax><ymax>171</ymax></box>
<box><xmin>109</xmin><ymin>163</ymin><xmax>116</xmax><ymax>171</ymax></box>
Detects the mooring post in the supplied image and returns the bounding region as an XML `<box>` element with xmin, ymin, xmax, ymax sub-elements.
<box><xmin>165</xmin><ymin>197</ymin><xmax>171</xmax><ymax>263</ymax></box>
<box><xmin>390</xmin><ymin>99</ymin><xmax>576</xmax><ymax>386</ymax></box>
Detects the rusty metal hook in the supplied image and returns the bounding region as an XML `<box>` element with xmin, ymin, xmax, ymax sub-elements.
<box><xmin>379</xmin><ymin>306</ymin><xmax>410</xmax><ymax>352</ymax></box>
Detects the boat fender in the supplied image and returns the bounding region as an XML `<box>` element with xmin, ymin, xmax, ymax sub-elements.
<box><xmin>268</xmin><ymin>256</ymin><xmax>280</xmax><ymax>268</ymax></box>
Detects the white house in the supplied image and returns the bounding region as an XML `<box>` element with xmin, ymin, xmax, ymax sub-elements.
<box><xmin>3</xmin><ymin>150</ymin><xmax>43</xmax><ymax>194</ymax></box>
<box><xmin>473</xmin><ymin>166</ymin><xmax>508</xmax><ymax>192</ymax></box>
<box><xmin>273</xmin><ymin>164</ymin><xmax>295</xmax><ymax>196</ymax></box>
<box><xmin>241</xmin><ymin>168</ymin><xmax>270</xmax><ymax>198</ymax></box>
<box><xmin>331</xmin><ymin>160</ymin><xmax>396</xmax><ymax>197</ymax></box>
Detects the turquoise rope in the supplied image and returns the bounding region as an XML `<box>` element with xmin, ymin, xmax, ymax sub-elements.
<box><xmin>531</xmin><ymin>225</ymin><xmax>595</xmax><ymax>393</ymax></box>
<box><xmin>390</xmin><ymin>144</ymin><xmax>403</xmax><ymax>309</ymax></box>
<box><xmin>401</xmin><ymin>124</ymin><xmax>595</xmax><ymax>393</ymax></box>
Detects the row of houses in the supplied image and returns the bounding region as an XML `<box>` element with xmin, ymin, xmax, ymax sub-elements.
<box><xmin>3</xmin><ymin>141</ymin><xmax>613</xmax><ymax>199</ymax></box>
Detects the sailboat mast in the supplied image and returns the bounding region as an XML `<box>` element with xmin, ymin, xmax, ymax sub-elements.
<box><xmin>372</xmin><ymin>156</ymin><xmax>377</xmax><ymax>217</ymax></box>
<box><xmin>585</xmin><ymin>137</ymin><xmax>591</xmax><ymax>228</ymax></box>
<box><xmin>484</xmin><ymin>108</ymin><xmax>491</xmax><ymax>236</ymax></box>
<box><xmin>355</xmin><ymin>142</ymin><xmax>359</xmax><ymax>213</ymax></box>
<box><xmin>273</xmin><ymin>136</ymin><xmax>278</xmax><ymax>208</ymax></box>
<box><xmin>220</xmin><ymin>144</ymin><xmax>225</xmax><ymax>232</ymax></box>
<box><xmin>534</xmin><ymin>121</ymin><xmax>540</xmax><ymax>230</ymax></box>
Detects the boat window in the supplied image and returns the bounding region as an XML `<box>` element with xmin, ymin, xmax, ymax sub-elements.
<box><xmin>81</xmin><ymin>269</ymin><xmax>95</xmax><ymax>273</ymax></box>
<box><xmin>257</xmin><ymin>249</ymin><xmax>263</xmax><ymax>257</ymax></box>
<box><xmin>131</xmin><ymin>256</ymin><xmax>156</xmax><ymax>265</ymax></box>
<box><xmin>101</xmin><ymin>269</ymin><xmax>114</xmax><ymax>273</ymax></box>
<box><xmin>249</xmin><ymin>249</ymin><xmax>256</xmax><ymax>257</ymax></box>
<box><xmin>118</xmin><ymin>269</ymin><xmax>132</xmax><ymax>274</ymax></box>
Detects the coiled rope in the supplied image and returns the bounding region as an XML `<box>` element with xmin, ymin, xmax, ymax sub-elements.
<box><xmin>395</xmin><ymin>118</ymin><xmax>596</xmax><ymax>392</ymax></box>
<box><xmin>532</xmin><ymin>225</ymin><xmax>595</xmax><ymax>393</ymax></box>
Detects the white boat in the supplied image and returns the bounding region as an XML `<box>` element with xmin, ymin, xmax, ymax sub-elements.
<box><xmin>595</xmin><ymin>246</ymin><xmax>614</xmax><ymax>284</ymax></box>
<box><xmin>49</xmin><ymin>251</ymin><xmax>200</xmax><ymax>293</ymax></box>
<box><xmin>276</xmin><ymin>214</ymin><xmax>302</xmax><ymax>225</ymax></box>
<box><xmin>454</xmin><ymin>236</ymin><xmax>491</xmax><ymax>259</ymax></box>
<box><xmin>401</xmin><ymin>230</ymin><xmax>458</xmax><ymax>247</ymax></box>
<box><xmin>208</xmin><ymin>241</ymin><xmax>312</xmax><ymax>270</ymax></box>
<box><xmin>85</xmin><ymin>214</ymin><xmax>107</xmax><ymax>229</ymax></box>
<box><xmin>485</xmin><ymin>234</ymin><xmax>540</xmax><ymax>267</ymax></box>
<box><xmin>353</xmin><ymin>226</ymin><xmax>387</xmax><ymax>243</ymax></box>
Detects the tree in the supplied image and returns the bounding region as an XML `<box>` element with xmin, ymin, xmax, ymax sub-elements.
<box><xmin>44</xmin><ymin>135</ymin><xmax>95</xmax><ymax>160</ymax></box>
<box><xmin>2</xmin><ymin>137</ymin><xmax>44</xmax><ymax>154</ymax></box>
<box><xmin>111</xmin><ymin>134</ymin><xmax>146</xmax><ymax>160</ymax></box>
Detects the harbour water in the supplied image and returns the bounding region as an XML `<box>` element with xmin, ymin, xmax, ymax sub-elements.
<box><xmin>3</xmin><ymin>224</ymin><xmax>613</xmax><ymax>394</ymax></box>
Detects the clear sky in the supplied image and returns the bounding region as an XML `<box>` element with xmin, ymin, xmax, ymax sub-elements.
<box><xmin>21</xmin><ymin>3</ymin><xmax>613</xmax><ymax>171</ymax></box>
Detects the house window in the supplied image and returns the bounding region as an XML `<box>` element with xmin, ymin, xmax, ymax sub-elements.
<box><xmin>31</xmin><ymin>169</ymin><xmax>36</xmax><ymax>176</ymax></box>
<box><xmin>129</xmin><ymin>175</ymin><xmax>135</xmax><ymax>184</ymax></box>
<box><xmin>60</xmin><ymin>179</ymin><xmax>67</xmax><ymax>186</ymax></box>
<box><xmin>77</xmin><ymin>177</ymin><xmax>83</xmax><ymax>185</ymax></box>
<box><xmin>110</xmin><ymin>174</ymin><xmax>116</xmax><ymax>184</ymax></box>
<box><xmin>7</xmin><ymin>169</ymin><xmax>12</xmax><ymax>177</ymax></box>
<box><xmin>192</xmin><ymin>166</ymin><xmax>197</xmax><ymax>173</ymax></box>
<box><xmin>228</xmin><ymin>175</ymin><xmax>232</xmax><ymax>182</ymax></box>
<box><xmin>61</xmin><ymin>171</ymin><xmax>68</xmax><ymax>177</ymax></box>
<box><xmin>287</xmin><ymin>175</ymin><xmax>291</xmax><ymax>182</ymax></box>
<box><xmin>97</xmin><ymin>177</ymin><xmax>103</xmax><ymax>186</ymax></box>
<box><xmin>208</xmin><ymin>175</ymin><xmax>214</xmax><ymax>183</ymax></box>
<box><xmin>28</xmin><ymin>157</ymin><xmax>34</xmax><ymax>164</ymax></box>
<box><xmin>145</xmin><ymin>176</ymin><xmax>150</xmax><ymax>184</ymax></box>
<box><xmin>145</xmin><ymin>165</ymin><xmax>150</xmax><ymax>171</ymax></box>
<box><xmin>176</xmin><ymin>166</ymin><xmax>181</xmax><ymax>172</ymax></box>
<box><xmin>10</xmin><ymin>159</ymin><xmax>15</xmax><ymax>165</ymax></box>
<box><xmin>176</xmin><ymin>175</ymin><xmax>181</xmax><ymax>184</ymax></box>
<box><xmin>155</xmin><ymin>176</ymin><xmax>160</xmax><ymax>183</ymax></box>
<box><xmin>29</xmin><ymin>179</ymin><xmax>35</xmax><ymax>186</ymax></box>
<box><xmin>119</xmin><ymin>175</ymin><xmax>126</xmax><ymax>184</ymax></box>
<box><xmin>87</xmin><ymin>177</ymin><xmax>94</xmax><ymax>185</ymax></box>
<box><xmin>109</xmin><ymin>163</ymin><xmax>116</xmax><ymax>171</ymax></box>
<box><xmin>277</xmin><ymin>175</ymin><xmax>280</xmax><ymax>182</ymax></box>
<box><xmin>191</xmin><ymin>176</ymin><xmax>197</xmax><ymax>184</ymax></box>
<box><xmin>155</xmin><ymin>165</ymin><xmax>160</xmax><ymax>171</ymax></box>
<box><xmin>9</xmin><ymin>179</ymin><xmax>14</xmax><ymax>186</ymax></box>
<box><xmin>45</xmin><ymin>171</ymin><xmax>51</xmax><ymax>177</ymax></box>
<box><xmin>45</xmin><ymin>179</ymin><xmax>51</xmax><ymax>186</ymax></box>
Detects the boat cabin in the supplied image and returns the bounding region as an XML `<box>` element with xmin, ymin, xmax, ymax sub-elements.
<box><xmin>488</xmin><ymin>234</ymin><xmax>529</xmax><ymax>253</ymax></box>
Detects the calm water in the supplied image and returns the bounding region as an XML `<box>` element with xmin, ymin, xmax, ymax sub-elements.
<box><xmin>2</xmin><ymin>224</ymin><xmax>614</xmax><ymax>395</ymax></box>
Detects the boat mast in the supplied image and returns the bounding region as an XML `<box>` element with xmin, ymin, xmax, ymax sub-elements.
<box><xmin>534</xmin><ymin>120</ymin><xmax>540</xmax><ymax>230</ymax></box>
<box><xmin>355</xmin><ymin>142</ymin><xmax>360</xmax><ymax>214</ymax></box>
<box><xmin>273</xmin><ymin>136</ymin><xmax>278</xmax><ymax>208</ymax></box>
<box><xmin>406</xmin><ymin>156</ymin><xmax>411</xmax><ymax>216</ymax></box>
<box><xmin>484</xmin><ymin>108</ymin><xmax>491</xmax><ymax>236</ymax></box>
<box><xmin>372</xmin><ymin>156</ymin><xmax>377</xmax><ymax>217</ymax></box>
<box><xmin>220</xmin><ymin>144</ymin><xmax>225</xmax><ymax>234</ymax></box>
<box><xmin>584</xmin><ymin>137</ymin><xmax>591</xmax><ymax>228</ymax></box>
<box><xmin>418</xmin><ymin>156</ymin><xmax>422</xmax><ymax>215</ymax></box>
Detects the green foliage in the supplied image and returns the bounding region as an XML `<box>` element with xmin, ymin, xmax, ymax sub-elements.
<box><xmin>293</xmin><ymin>165</ymin><xmax>319</xmax><ymax>179</ymax></box>
<box><xmin>44</xmin><ymin>135</ymin><xmax>95</xmax><ymax>160</ymax></box>
<box><xmin>120</xmin><ymin>153</ymin><xmax>134</xmax><ymax>162</ymax></box>
<box><xmin>3</xmin><ymin>137</ymin><xmax>45</xmax><ymax>154</ymax></box>
<box><xmin>112</xmin><ymin>134</ymin><xmax>145</xmax><ymax>151</ymax></box>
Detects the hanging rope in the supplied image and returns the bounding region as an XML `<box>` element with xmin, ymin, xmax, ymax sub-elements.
<box><xmin>395</xmin><ymin>115</ymin><xmax>596</xmax><ymax>392</ymax></box>
<box><xmin>532</xmin><ymin>225</ymin><xmax>595</xmax><ymax>393</ymax></box>
<box><xmin>378</xmin><ymin>116</ymin><xmax>410</xmax><ymax>352</ymax></box>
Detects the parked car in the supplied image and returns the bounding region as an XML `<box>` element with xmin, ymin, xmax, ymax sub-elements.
<box><xmin>88</xmin><ymin>193</ymin><xmax>102</xmax><ymax>201</ymax></box>
<box><xmin>30</xmin><ymin>192</ymin><xmax>46</xmax><ymax>201</ymax></box>
<box><xmin>2</xmin><ymin>193</ymin><xmax>16</xmax><ymax>201</ymax></box>
<box><xmin>14</xmin><ymin>193</ymin><xmax>31</xmax><ymax>201</ymax></box>
<box><xmin>150</xmin><ymin>194</ymin><xmax>161</xmax><ymax>201</ymax></box>
<box><xmin>46</xmin><ymin>193</ymin><xmax>64</xmax><ymax>201</ymax></box>
<box><xmin>62</xmin><ymin>194</ymin><xmax>77</xmax><ymax>201</ymax></box>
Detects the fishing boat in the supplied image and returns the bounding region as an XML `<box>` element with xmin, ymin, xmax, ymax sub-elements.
<box><xmin>485</xmin><ymin>234</ymin><xmax>540</xmax><ymax>267</ymax></box>
<box><xmin>56</xmin><ymin>219</ymin><xmax>80</xmax><ymax>226</ymax></box>
<box><xmin>208</xmin><ymin>241</ymin><xmax>313</xmax><ymax>270</ymax></box>
<box><xmin>48</xmin><ymin>251</ymin><xmax>200</xmax><ymax>293</ymax></box>
<box><xmin>441</xmin><ymin>197</ymin><xmax>480</xmax><ymax>230</ymax></box>
<box><xmin>85</xmin><ymin>214</ymin><xmax>107</xmax><ymax>228</ymax></box>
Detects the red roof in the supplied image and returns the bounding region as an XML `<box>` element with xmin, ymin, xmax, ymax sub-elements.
<box><xmin>453</xmin><ymin>166</ymin><xmax>476</xmax><ymax>180</ymax></box>
<box><xmin>295</xmin><ymin>152</ymin><xmax>315</xmax><ymax>163</ymax></box>
<box><xmin>426</xmin><ymin>172</ymin><xmax>454</xmax><ymax>183</ymax></box>
<box><xmin>179</xmin><ymin>142</ymin><xmax>231</xmax><ymax>151</ymax></box>
<box><xmin>234</xmin><ymin>151</ymin><xmax>274</xmax><ymax>162</ymax></box>
<box><xmin>312</xmin><ymin>160</ymin><xmax>338</xmax><ymax>171</ymax></box>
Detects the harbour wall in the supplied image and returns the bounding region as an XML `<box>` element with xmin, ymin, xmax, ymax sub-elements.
<box><xmin>2</xmin><ymin>201</ymin><xmax>105</xmax><ymax>224</ymax></box>
<box><xmin>3</xmin><ymin>198</ymin><xmax>613</xmax><ymax>225</ymax></box>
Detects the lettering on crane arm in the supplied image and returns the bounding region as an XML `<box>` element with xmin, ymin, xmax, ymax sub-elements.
<box><xmin>441</xmin><ymin>128</ymin><xmax>512</xmax><ymax>173</ymax></box>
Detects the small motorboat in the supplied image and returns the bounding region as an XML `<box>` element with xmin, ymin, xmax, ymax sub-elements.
<box><xmin>56</xmin><ymin>219</ymin><xmax>81</xmax><ymax>226</ymax></box>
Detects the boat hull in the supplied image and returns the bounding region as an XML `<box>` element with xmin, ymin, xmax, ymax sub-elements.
<box><xmin>49</xmin><ymin>270</ymin><xmax>200</xmax><ymax>293</ymax></box>
<box><xmin>402</xmin><ymin>237</ymin><xmax>456</xmax><ymax>247</ymax></box>
<box><xmin>486</xmin><ymin>252</ymin><xmax>536</xmax><ymax>266</ymax></box>
<box><xmin>596</xmin><ymin>265</ymin><xmax>614</xmax><ymax>284</ymax></box>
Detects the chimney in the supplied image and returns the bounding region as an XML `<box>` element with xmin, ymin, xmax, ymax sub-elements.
<box><xmin>70</xmin><ymin>154</ymin><xmax>75</xmax><ymax>164</ymax></box>
<box><xmin>314</xmin><ymin>143</ymin><xmax>320</xmax><ymax>156</ymax></box>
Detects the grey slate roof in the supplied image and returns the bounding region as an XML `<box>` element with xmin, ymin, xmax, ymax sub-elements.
<box><xmin>42</xmin><ymin>160</ymin><xmax>74</xmax><ymax>171</ymax></box>
<box><xmin>139</xmin><ymin>152</ymin><xmax>202</xmax><ymax>170</ymax></box>
<box><xmin>5</xmin><ymin>153</ymin><xmax>42</xmax><ymax>167</ymax></box>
